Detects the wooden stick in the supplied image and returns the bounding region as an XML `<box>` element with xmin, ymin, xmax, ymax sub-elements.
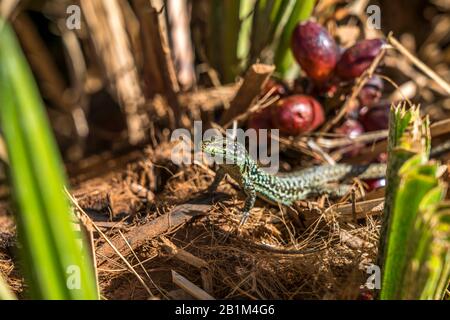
<box><xmin>328</xmin><ymin>198</ymin><xmax>384</xmax><ymax>222</ymax></box>
<box><xmin>178</xmin><ymin>83</ymin><xmax>239</xmax><ymax>112</ymax></box>
<box><xmin>0</xmin><ymin>0</ymin><xmax>19</xmax><ymax>20</ymax></box>
<box><xmin>132</xmin><ymin>0</ymin><xmax>182</xmax><ymax>128</ymax></box>
<box><xmin>132</xmin><ymin>0</ymin><xmax>164</xmax><ymax>94</ymax></box>
<box><xmin>81</xmin><ymin>219</ymin><xmax>101</xmax><ymax>299</ymax></box>
<box><xmin>13</xmin><ymin>14</ymin><xmax>72</xmax><ymax>113</ymax></box>
<box><xmin>80</xmin><ymin>0</ymin><xmax>147</xmax><ymax>144</ymax></box>
<box><xmin>160</xmin><ymin>236</ymin><xmax>214</xmax><ymax>294</ymax></box>
<box><xmin>96</xmin><ymin>203</ymin><xmax>211</xmax><ymax>265</ymax></box>
<box><xmin>388</xmin><ymin>35</ymin><xmax>450</xmax><ymax>96</ymax></box>
<box><xmin>160</xmin><ymin>236</ymin><xmax>208</xmax><ymax>269</ymax></box>
<box><xmin>430</xmin><ymin>118</ymin><xmax>450</xmax><ymax>137</ymax></box>
<box><xmin>166</xmin><ymin>0</ymin><xmax>196</xmax><ymax>89</ymax></box>
<box><xmin>171</xmin><ymin>270</ymin><xmax>215</xmax><ymax>300</ymax></box>
<box><xmin>347</xmin><ymin>118</ymin><xmax>450</xmax><ymax>163</ymax></box>
<box><xmin>340</xmin><ymin>229</ymin><xmax>373</xmax><ymax>249</ymax></box>
<box><xmin>220</xmin><ymin>63</ymin><xmax>274</xmax><ymax>126</ymax></box>
<box><xmin>316</xmin><ymin>130</ymin><xmax>388</xmax><ymax>149</ymax></box>
<box><xmin>201</xmin><ymin>269</ymin><xmax>214</xmax><ymax>295</ymax></box>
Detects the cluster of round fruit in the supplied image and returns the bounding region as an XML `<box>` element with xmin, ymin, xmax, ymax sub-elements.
<box><xmin>248</xmin><ymin>20</ymin><xmax>388</xmax><ymax>146</ymax></box>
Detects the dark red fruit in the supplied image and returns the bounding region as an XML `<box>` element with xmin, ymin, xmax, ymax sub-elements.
<box><xmin>336</xmin><ymin>39</ymin><xmax>385</xmax><ymax>80</ymax></box>
<box><xmin>365</xmin><ymin>178</ymin><xmax>386</xmax><ymax>191</ymax></box>
<box><xmin>334</xmin><ymin>119</ymin><xmax>364</xmax><ymax>138</ymax></box>
<box><xmin>358</xmin><ymin>76</ymin><xmax>384</xmax><ymax>107</ymax></box>
<box><xmin>312</xmin><ymin>81</ymin><xmax>339</xmax><ymax>98</ymax></box>
<box><xmin>248</xmin><ymin>107</ymin><xmax>274</xmax><ymax>146</ymax></box>
<box><xmin>293</xmin><ymin>76</ymin><xmax>316</xmax><ymax>95</ymax></box>
<box><xmin>272</xmin><ymin>95</ymin><xmax>325</xmax><ymax>136</ymax></box>
<box><xmin>248</xmin><ymin>107</ymin><xmax>273</xmax><ymax>130</ymax></box>
<box><xmin>358</xmin><ymin>289</ymin><xmax>374</xmax><ymax>300</ymax></box>
<box><xmin>334</xmin><ymin>119</ymin><xmax>364</xmax><ymax>157</ymax></box>
<box><xmin>377</xmin><ymin>152</ymin><xmax>388</xmax><ymax>163</ymax></box>
<box><xmin>359</xmin><ymin>103</ymin><xmax>390</xmax><ymax>132</ymax></box>
<box><xmin>263</xmin><ymin>78</ymin><xmax>288</xmax><ymax>97</ymax></box>
<box><xmin>291</xmin><ymin>21</ymin><xmax>338</xmax><ymax>83</ymax></box>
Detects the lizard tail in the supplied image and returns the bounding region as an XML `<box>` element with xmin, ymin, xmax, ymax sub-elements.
<box><xmin>349</xmin><ymin>163</ymin><xmax>387</xmax><ymax>180</ymax></box>
<box><xmin>295</xmin><ymin>140</ymin><xmax>450</xmax><ymax>186</ymax></box>
<box><xmin>290</xmin><ymin>163</ymin><xmax>386</xmax><ymax>186</ymax></box>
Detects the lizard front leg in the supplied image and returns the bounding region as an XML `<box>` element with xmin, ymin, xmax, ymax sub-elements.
<box><xmin>239</xmin><ymin>175</ymin><xmax>256</xmax><ymax>226</ymax></box>
<box><xmin>207</xmin><ymin>166</ymin><xmax>226</xmax><ymax>193</ymax></box>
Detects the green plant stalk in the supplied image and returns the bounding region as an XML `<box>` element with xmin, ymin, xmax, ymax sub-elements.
<box><xmin>208</xmin><ymin>0</ymin><xmax>241</xmax><ymax>83</ymax></box>
<box><xmin>0</xmin><ymin>275</ymin><xmax>16</xmax><ymax>300</ymax></box>
<box><xmin>378</xmin><ymin>104</ymin><xmax>426</xmax><ymax>298</ymax></box>
<box><xmin>382</xmin><ymin>177</ymin><xmax>450</xmax><ymax>299</ymax></box>
<box><xmin>248</xmin><ymin>0</ymin><xmax>290</xmax><ymax>63</ymax></box>
<box><xmin>377</xmin><ymin>105</ymin><xmax>427</xmax><ymax>275</ymax></box>
<box><xmin>410</xmin><ymin>202</ymin><xmax>450</xmax><ymax>299</ymax></box>
<box><xmin>0</xmin><ymin>20</ymin><xmax>98</xmax><ymax>299</ymax></box>
<box><xmin>269</xmin><ymin>0</ymin><xmax>292</xmax><ymax>41</ymax></box>
<box><xmin>273</xmin><ymin>0</ymin><xmax>315</xmax><ymax>77</ymax></box>
<box><xmin>237</xmin><ymin>0</ymin><xmax>255</xmax><ymax>66</ymax></box>
<box><xmin>380</xmin><ymin>159</ymin><xmax>440</xmax><ymax>299</ymax></box>
<box><xmin>379</xmin><ymin>103</ymin><xmax>450</xmax><ymax>299</ymax></box>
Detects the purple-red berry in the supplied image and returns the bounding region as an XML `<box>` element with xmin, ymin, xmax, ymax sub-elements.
<box><xmin>272</xmin><ymin>95</ymin><xmax>325</xmax><ymax>136</ymax></box>
<box><xmin>365</xmin><ymin>178</ymin><xmax>386</xmax><ymax>191</ymax></box>
<box><xmin>359</xmin><ymin>103</ymin><xmax>390</xmax><ymax>132</ymax></box>
<box><xmin>248</xmin><ymin>107</ymin><xmax>273</xmax><ymax>131</ymax></box>
<box><xmin>358</xmin><ymin>289</ymin><xmax>374</xmax><ymax>300</ymax></box>
<box><xmin>334</xmin><ymin>119</ymin><xmax>365</xmax><ymax>157</ymax></box>
<box><xmin>358</xmin><ymin>76</ymin><xmax>384</xmax><ymax>107</ymax></box>
<box><xmin>334</xmin><ymin>119</ymin><xmax>364</xmax><ymax>138</ymax></box>
<box><xmin>291</xmin><ymin>21</ymin><xmax>338</xmax><ymax>83</ymax></box>
<box><xmin>377</xmin><ymin>152</ymin><xmax>388</xmax><ymax>163</ymax></box>
<box><xmin>336</xmin><ymin>39</ymin><xmax>385</xmax><ymax>80</ymax></box>
<box><xmin>263</xmin><ymin>78</ymin><xmax>289</xmax><ymax>97</ymax></box>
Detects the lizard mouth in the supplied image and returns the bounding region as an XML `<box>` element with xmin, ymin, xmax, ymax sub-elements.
<box><xmin>201</xmin><ymin>137</ymin><xmax>226</xmax><ymax>151</ymax></box>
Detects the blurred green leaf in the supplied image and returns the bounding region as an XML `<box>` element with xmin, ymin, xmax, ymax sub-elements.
<box><xmin>378</xmin><ymin>104</ymin><xmax>427</xmax><ymax>270</ymax></box>
<box><xmin>407</xmin><ymin>201</ymin><xmax>450</xmax><ymax>299</ymax></box>
<box><xmin>208</xmin><ymin>0</ymin><xmax>241</xmax><ymax>83</ymax></box>
<box><xmin>381</xmin><ymin>158</ymin><xmax>441</xmax><ymax>299</ymax></box>
<box><xmin>237</xmin><ymin>0</ymin><xmax>255</xmax><ymax>65</ymax></box>
<box><xmin>379</xmin><ymin>103</ymin><xmax>450</xmax><ymax>300</ymax></box>
<box><xmin>0</xmin><ymin>19</ymin><xmax>98</xmax><ymax>300</ymax></box>
<box><xmin>248</xmin><ymin>0</ymin><xmax>290</xmax><ymax>63</ymax></box>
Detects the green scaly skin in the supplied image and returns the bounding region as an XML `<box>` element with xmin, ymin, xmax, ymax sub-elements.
<box><xmin>202</xmin><ymin>138</ymin><xmax>386</xmax><ymax>227</ymax></box>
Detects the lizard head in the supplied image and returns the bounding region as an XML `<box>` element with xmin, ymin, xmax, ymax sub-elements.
<box><xmin>201</xmin><ymin>137</ymin><xmax>248</xmax><ymax>168</ymax></box>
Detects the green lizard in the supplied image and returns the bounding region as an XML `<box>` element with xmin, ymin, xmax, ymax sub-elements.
<box><xmin>202</xmin><ymin>137</ymin><xmax>386</xmax><ymax>226</ymax></box>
